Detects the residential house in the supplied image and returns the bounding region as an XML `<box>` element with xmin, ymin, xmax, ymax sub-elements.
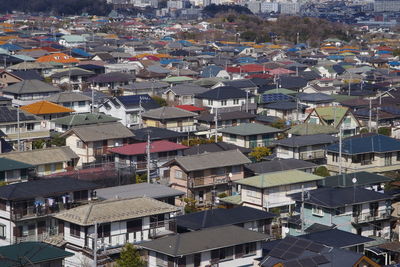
<box><xmin>176</xmin><ymin>206</ymin><xmax>275</xmax><ymax>234</ymax></box>
<box><xmin>46</xmin><ymin>91</ymin><xmax>93</xmax><ymax>114</ymax></box>
<box><xmin>225</xmin><ymin>170</ymin><xmax>323</xmax><ymax>214</ymax></box>
<box><xmin>162</xmin><ymin>83</ymin><xmax>209</xmax><ymax>105</ymax></box>
<box><xmin>55</xmin><ymin>197</ymin><xmax>180</xmax><ymax>267</ymax></box>
<box><xmin>195</xmin><ymin>86</ymin><xmax>256</xmax><ymax>114</ymax></box>
<box><xmin>0</xmin><ymin>242</ymin><xmax>73</xmax><ymax>267</ymax></box>
<box><xmin>59</xmin><ymin>35</ymin><xmax>87</xmax><ymax>47</ymax></box>
<box><xmin>99</xmin><ymin>94</ymin><xmax>159</xmax><ymax>128</ymax></box>
<box><xmin>285</xmin><ymin>187</ymin><xmax>393</xmax><ymax>239</ymax></box>
<box><xmin>0</xmin><ymin>146</ymin><xmax>79</xmax><ymax>176</ymax></box>
<box><xmin>140</xmin><ymin>225</ymin><xmax>267</xmax><ymax>267</ymax></box>
<box><xmin>50</xmin><ymin>67</ymin><xmax>95</xmax><ymax>90</ymax></box>
<box><xmin>2</xmin><ymin>80</ymin><xmax>61</xmax><ymax>105</ymax></box>
<box><xmin>0</xmin><ymin>96</ymin><xmax>12</xmax><ymax>107</ymax></box>
<box><xmin>36</xmin><ymin>53</ymin><xmax>79</xmax><ymax>65</ymax></box>
<box><xmin>110</xmin><ymin>140</ymin><xmax>188</xmax><ymax>178</ymax></box>
<box><xmin>182</xmin><ymin>142</ymin><xmax>251</xmax><ymax>156</ymax></box>
<box><xmin>131</xmin><ymin>127</ymin><xmax>186</xmax><ymax>143</ymax></box>
<box><xmin>0</xmin><ymin>70</ymin><xmax>24</xmax><ymax>88</ymax></box>
<box><xmin>0</xmin><ymin>106</ymin><xmax>50</xmax><ymax>150</ymax></box>
<box><xmin>326</xmin><ymin>134</ymin><xmax>400</xmax><ymax>174</ymax></box>
<box><xmin>244</xmin><ymin>158</ymin><xmax>318</xmax><ymax>177</ymax></box>
<box><xmin>52</xmin><ymin>113</ymin><xmax>120</xmax><ymax>133</ymax></box>
<box><xmin>0</xmin><ymin>158</ymin><xmax>34</xmax><ymax>183</ymax></box>
<box><xmin>166</xmin><ymin>150</ymin><xmax>251</xmax><ymax>206</ymax></box>
<box><xmin>219</xmin><ymin>123</ymin><xmax>282</xmax><ymax>148</ymax></box>
<box><xmin>142</xmin><ymin>106</ymin><xmax>198</xmax><ymax>133</ymax></box>
<box><xmin>63</xmin><ymin>122</ymin><xmax>134</xmax><ymax>166</ymax></box>
<box><xmin>200</xmin><ymin>65</ymin><xmax>230</xmax><ymax>79</ymax></box>
<box><xmin>88</xmin><ymin>72</ymin><xmax>135</xmax><ymax>93</ymax></box>
<box><xmin>20</xmin><ymin>101</ymin><xmax>74</xmax><ymax>126</ymax></box>
<box><xmin>122</xmin><ymin>81</ymin><xmax>169</xmax><ymax>96</ymax></box>
<box><xmin>262</xmin><ymin>101</ymin><xmax>309</xmax><ymax>122</ymax></box>
<box><xmin>298</xmin><ymin>92</ymin><xmax>337</xmax><ymax>109</ymax></box>
<box><xmin>96</xmin><ymin>183</ymin><xmax>184</xmax><ymax>205</ymax></box>
<box><xmin>287</xmin><ymin>123</ymin><xmax>338</xmax><ymax>137</ymax></box>
<box><xmin>273</xmin><ymin>134</ymin><xmax>337</xmax><ymax>163</ymax></box>
<box><xmin>304</xmin><ymin>106</ymin><xmax>361</xmax><ymax>137</ymax></box>
<box><xmin>213</xmin><ymin>79</ymin><xmax>259</xmax><ymax>94</ymax></box>
<box><xmin>0</xmin><ymin>177</ymin><xmax>98</xmax><ymax>246</ymax></box>
<box><xmin>260</xmin><ymin>235</ymin><xmax>379</xmax><ymax>267</ymax></box>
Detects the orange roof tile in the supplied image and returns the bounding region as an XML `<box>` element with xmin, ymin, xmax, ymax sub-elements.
<box><xmin>21</xmin><ymin>101</ymin><xmax>74</xmax><ymax>115</ymax></box>
<box><xmin>36</xmin><ymin>53</ymin><xmax>79</xmax><ymax>64</ymax></box>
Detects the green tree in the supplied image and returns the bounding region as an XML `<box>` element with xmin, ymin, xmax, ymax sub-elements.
<box><xmin>249</xmin><ymin>147</ymin><xmax>271</xmax><ymax>162</ymax></box>
<box><xmin>314</xmin><ymin>166</ymin><xmax>330</xmax><ymax>177</ymax></box>
<box><xmin>378</xmin><ymin>127</ymin><xmax>391</xmax><ymax>136</ymax></box>
<box><xmin>183</xmin><ymin>197</ymin><xmax>198</xmax><ymax>214</ymax></box>
<box><xmin>151</xmin><ymin>96</ymin><xmax>167</xmax><ymax>107</ymax></box>
<box><xmin>116</xmin><ymin>243</ymin><xmax>145</xmax><ymax>267</ymax></box>
<box><xmin>271</xmin><ymin>119</ymin><xmax>286</xmax><ymax>129</ymax></box>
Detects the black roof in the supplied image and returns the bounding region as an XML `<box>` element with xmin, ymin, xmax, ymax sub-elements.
<box><xmin>197</xmin><ymin>111</ymin><xmax>256</xmax><ymax>122</ymax></box>
<box><xmin>195</xmin><ymin>86</ymin><xmax>254</xmax><ymax>100</ymax></box>
<box><xmin>265</xmin><ymin>101</ymin><xmax>308</xmax><ymax>111</ymax></box>
<box><xmin>116</xmin><ymin>94</ymin><xmax>159</xmax><ymax>110</ymax></box>
<box><xmin>290</xmin><ymin>187</ymin><xmax>393</xmax><ymax>208</ymax></box>
<box><xmin>279</xmin><ymin>76</ymin><xmax>308</xmax><ymax>90</ymax></box>
<box><xmin>0</xmin><ymin>107</ymin><xmax>38</xmax><ymax>123</ymax></box>
<box><xmin>299</xmin><ymin>228</ymin><xmax>374</xmax><ymax>248</ymax></box>
<box><xmin>0</xmin><ymin>177</ymin><xmax>99</xmax><ymax>200</ymax></box>
<box><xmin>183</xmin><ymin>142</ymin><xmax>251</xmax><ymax>156</ymax></box>
<box><xmin>176</xmin><ymin>206</ymin><xmax>275</xmax><ymax>231</ymax></box>
<box><xmin>131</xmin><ymin>127</ymin><xmax>185</xmax><ymax>141</ymax></box>
<box><xmin>318</xmin><ymin>171</ymin><xmax>392</xmax><ymax>188</ymax></box>
<box><xmin>273</xmin><ymin>134</ymin><xmax>337</xmax><ymax>148</ymax></box>
<box><xmin>245</xmin><ymin>159</ymin><xmax>318</xmax><ymax>175</ymax></box>
<box><xmin>12</xmin><ymin>70</ymin><xmax>44</xmax><ymax>81</ymax></box>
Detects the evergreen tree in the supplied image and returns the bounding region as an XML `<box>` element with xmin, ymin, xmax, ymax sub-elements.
<box><xmin>116</xmin><ymin>243</ymin><xmax>146</xmax><ymax>267</ymax></box>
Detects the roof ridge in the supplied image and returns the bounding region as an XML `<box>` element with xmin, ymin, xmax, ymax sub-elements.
<box><xmin>83</xmin><ymin>203</ymin><xmax>95</xmax><ymax>225</ymax></box>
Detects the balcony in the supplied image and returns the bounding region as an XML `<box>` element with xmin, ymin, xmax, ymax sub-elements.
<box><xmin>299</xmin><ymin>150</ymin><xmax>325</xmax><ymax>160</ymax></box>
<box><xmin>12</xmin><ymin>202</ymin><xmax>78</xmax><ymax>221</ymax></box>
<box><xmin>189</xmin><ymin>176</ymin><xmax>231</xmax><ymax>188</ymax></box>
<box><xmin>361</xmin><ymin>159</ymin><xmax>373</xmax><ymax>166</ymax></box>
<box><xmin>94</xmin><ymin>147</ymin><xmax>108</xmax><ymax>157</ymax></box>
<box><xmin>352</xmin><ymin>211</ymin><xmax>391</xmax><ymax>224</ymax></box>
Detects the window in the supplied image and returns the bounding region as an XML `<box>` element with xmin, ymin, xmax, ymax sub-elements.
<box><xmin>26</xmin><ymin>123</ymin><xmax>34</xmax><ymax>131</ymax></box>
<box><xmin>219</xmin><ymin>247</ymin><xmax>234</xmax><ymax>261</ymax></box>
<box><xmin>220</xmin><ymin>100</ymin><xmax>227</xmax><ymax>106</ymax></box>
<box><xmin>78</xmin><ymin>101</ymin><xmax>86</xmax><ymax>107</ymax></box>
<box><xmin>175</xmin><ymin>170</ymin><xmax>183</xmax><ymax>179</ymax></box>
<box><xmin>70</xmin><ymin>223</ymin><xmax>80</xmax><ymax>237</ymax></box>
<box><xmin>0</xmin><ymin>199</ymin><xmax>6</xmax><ymax>211</ymax></box>
<box><xmin>233</xmin><ymin>99</ymin><xmax>239</xmax><ymax>105</ymax></box>
<box><xmin>74</xmin><ymin>190</ymin><xmax>88</xmax><ymax>201</ymax></box>
<box><xmin>312</xmin><ymin>205</ymin><xmax>324</xmax><ymax>216</ymax></box>
<box><xmin>244</xmin><ymin>242</ymin><xmax>256</xmax><ymax>255</ymax></box>
<box><xmin>335</xmin><ymin>207</ymin><xmax>345</xmax><ymax>215</ymax></box>
<box><xmin>229</xmin><ymin>134</ymin><xmax>236</xmax><ymax>141</ymax></box>
<box><xmin>127</xmin><ymin>219</ymin><xmax>142</xmax><ymax>232</ymax></box>
<box><xmin>0</xmin><ymin>224</ymin><xmax>5</xmax><ymax>239</ymax></box>
<box><xmin>208</xmin><ymin>100</ymin><xmax>213</xmax><ymax>105</ymax></box>
<box><xmin>76</xmin><ymin>140</ymin><xmax>84</xmax><ymax>149</ymax></box>
<box><xmin>193</xmin><ymin>170</ymin><xmax>204</xmax><ymax>178</ymax></box>
<box><xmin>397</xmin><ymin>151</ymin><xmax>400</xmax><ymax>161</ymax></box>
<box><xmin>97</xmin><ymin>223</ymin><xmax>111</xmax><ymax>238</ymax></box>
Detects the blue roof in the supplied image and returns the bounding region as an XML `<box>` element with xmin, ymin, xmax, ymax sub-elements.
<box><xmin>161</xmin><ymin>36</ymin><xmax>174</xmax><ymax>41</ymax></box>
<box><xmin>260</xmin><ymin>93</ymin><xmax>293</xmax><ymax>104</ymax></box>
<box><xmin>0</xmin><ymin>43</ymin><xmax>22</xmax><ymax>51</ymax></box>
<box><xmin>327</xmin><ymin>134</ymin><xmax>400</xmax><ymax>154</ymax></box>
<box><xmin>327</xmin><ymin>55</ymin><xmax>344</xmax><ymax>60</ymax></box>
<box><xmin>200</xmin><ymin>65</ymin><xmax>223</xmax><ymax>78</ymax></box>
<box><xmin>159</xmin><ymin>58</ymin><xmax>182</xmax><ymax>65</ymax></box>
<box><xmin>72</xmin><ymin>48</ymin><xmax>92</xmax><ymax>58</ymax></box>
<box><xmin>299</xmin><ymin>229</ymin><xmax>374</xmax><ymax>248</ymax></box>
<box><xmin>115</xmin><ymin>94</ymin><xmax>159</xmax><ymax>110</ymax></box>
<box><xmin>381</xmin><ymin>106</ymin><xmax>400</xmax><ymax>115</ymax></box>
<box><xmin>177</xmin><ymin>40</ymin><xmax>192</xmax><ymax>47</ymax></box>
<box><xmin>389</xmin><ymin>61</ymin><xmax>400</xmax><ymax>66</ymax></box>
<box><xmin>235</xmin><ymin>57</ymin><xmax>257</xmax><ymax>64</ymax></box>
<box><xmin>196</xmin><ymin>86</ymin><xmax>254</xmax><ymax>100</ymax></box>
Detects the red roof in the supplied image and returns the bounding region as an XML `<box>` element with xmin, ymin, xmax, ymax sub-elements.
<box><xmin>269</xmin><ymin>68</ymin><xmax>295</xmax><ymax>75</ymax></box>
<box><xmin>109</xmin><ymin>140</ymin><xmax>188</xmax><ymax>156</ymax></box>
<box><xmin>245</xmin><ymin>73</ymin><xmax>273</xmax><ymax>79</ymax></box>
<box><xmin>175</xmin><ymin>105</ymin><xmax>205</xmax><ymax>112</ymax></box>
<box><xmin>226</xmin><ymin>66</ymin><xmax>241</xmax><ymax>73</ymax></box>
<box><xmin>240</xmin><ymin>64</ymin><xmax>270</xmax><ymax>73</ymax></box>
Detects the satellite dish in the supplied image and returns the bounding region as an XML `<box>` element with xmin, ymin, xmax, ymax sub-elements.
<box><xmin>352</xmin><ymin>178</ymin><xmax>357</xmax><ymax>184</ymax></box>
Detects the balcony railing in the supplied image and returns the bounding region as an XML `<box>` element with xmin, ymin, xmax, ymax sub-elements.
<box><xmin>299</xmin><ymin>150</ymin><xmax>325</xmax><ymax>160</ymax></box>
<box><xmin>14</xmin><ymin>226</ymin><xmax>59</xmax><ymax>244</ymax></box>
<box><xmin>352</xmin><ymin>211</ymin><xmax>391</xmax><ymax>224</ymax></box>
<box><xmin>189</xmin><ymin>175</ymin><xmax>231</xmax><ymax>188</ymax></box>
<box><xmin>12</xmin><ymin>202</ymin><xmax>78</xmax><ymax>221</ymax></box>
<box><xmin>361</xmin><ymin>159</ymin><xmax>373</xmax><ymax>166</ymax></box>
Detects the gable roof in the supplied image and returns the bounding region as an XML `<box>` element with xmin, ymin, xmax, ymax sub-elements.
<box><xmin>20</xmin><ymin>100</ymin><xmax>74</xmax><ymax>115</ymax></box>
<box><xmin>197</xmin><ymin>111</ymin><xmax>255</xmax><ymax>122</ymax></box>
<box><xmin>0</xmin><ymin>177</ymin><xmax>98</xmax><ymax>201</ymax></box>
<box><xmin>140</xmin><ymin>225</ymin><xmax>267</xmax><ymax>257</ymax></box>
<box><xmin>63</xmin><ymin>122</ymin><xmax>134</xmax><ymax>142</ymax></box>
<box><xmin>219</xmin><ymin>123</ymin><xmax>281</xmax><ymax>136</ymax></box>
<box><xmin>319</xmin><ymin>171</ymin><xmax>392</xmax><ymax>188</ymax></box>
<box><xmin>131</xmin><ymin>126</ymin><xmax>186</xmax><ymax>141</ymax></box>
<box><xmin>2</xmin><ymin>79</ymin><xmax>61</xmax><ymax>95</ymax></box>
<box><xmin>142</xmin><ymin>106</ymin><xmax>197</xmax><ymax>120</ymax></box>
<box><xmin>0</xmin><ymin>158</ymin><xmax>34</xmax><ymax>172</ymax></box>
<box><xmin>273</xmin><ymin>134</ymin><xmax>337</xmax><ymax>147</ymax></box>
<box><xmin>177</xmin><ymin>206</ymin><xmax>275</xmax><ymax>231</ymax></box>
<box><xmin>298</xmin><ymin>229</ymin><xmax>374</xmax><ymax>248</ymax></box>
<box><xmin>165</xmin><ymin>150</ymin><xmax>251</xmax><ymax>172</ymax></box>
<box><xmin>36</xmin><ymin>52</ymin><xmax>79</xmax><ymax>64</ymax></box>
<box><xmin>236</xmin><ymin>170</ymin><xmax>323</xmax><ymax>189</ymax></box>
<box><xmin>313</xmin><ymin>106</ymin><xmax>350</xmax><ymax>126</ymax></box>
<box><xmin>113</xmin><ymin>94</ymin><xmax>159</xmax><ymax>110</ymax></box>
<box><xmin>0</xmin><ymin>106</ymin><xmax>39</xmax><ymax>123</ymax></box>
<box><xmin>55</xmin><ymin>197</ymin><xmax>179</xmax><ymax>226</ymax></box>
<box><xmin>287</xmin><ymin>124</ymin><xmax>338</xmax><ymax>136</ymax></box>
<box><xmin>183</xmin><ymin>142</ymin><xmax>251</xmax><ymax>156</ymax></box>
<box><xmin>51</xmin><ymin>113</ymin><xmax>119</xmax><ymax>126</ymax></box>
<box><xmin>327</xmin><ymin>134</ymin><xmax>400</xmax><ymax>154</ymax></box>
<box><xmin>165</xmin><ymin>84</ymin><xmax>209</xmax><ymax>96</ymax></box>
<box><xmin>195</xmin><ymin>86</ymin><xmax>254</xmax><ymax>100</ymax></box>
<box><xmin>109</xmin><ymin>140</ymin><xmax>188</xmax><ymax>156</ymax></box>
<box><xmin>245</xmin><ymin>159</ymin><xmax>318</xmax><ymax>175</ymax></box>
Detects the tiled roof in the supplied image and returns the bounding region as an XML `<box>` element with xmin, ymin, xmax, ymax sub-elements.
<box><xmin>36</xmin><ymin>52</ymin><xmax>79</xmax><ymax>63</ymax></box>
<box><xmin>327</xmin><ymin>134</ymin><xmax>400</xmax><ymax>154</ymax></box>
<box><xmin>109</xmin><ymin>140</ymin><xmax>188</xmax><ymax>156</ymax></box>
<box><xmin>287</xmin><ymin>124</ymin><xmax>338</xmax><ymax>136</ymax></box>
<box><xmin>174</xmin><ymin>105</ymin><xmax>205</xmax><ymax>112</ymax></box>
<box><xmin>219</xmin><ymin>123</ymin><xmax>281</xmax><ymax>136</ymax></box>
<box><xmin>21</xmin><ymin>101</ymin><xmax>74</xmax><ymax>115</ymax></box>
<box><xmin>63</xmin><ymin>122</ymin><xmax>134</xmax><ymax>142</ymax></box>
<box><xmin>142</xmin><ymin>106</ymin><xmax>197</xmax><ymax>120</ymax></box>
<box><xmin>195</xmin><ymin>86</ymin><xmax>253</xmax><ymax>100</ymax></box>
<box><xmin>3</xmin><ymin>79</ymin><xmax>61</xmax><ymax>95</ymax></box>
<box><xmin>51</xmin><ymin>113</ymin><xmax>120</xmax><ymax>126</ymax></box>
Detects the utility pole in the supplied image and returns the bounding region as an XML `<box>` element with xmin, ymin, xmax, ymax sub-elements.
<box><xmin>339</xmin><ymin>125</ymin><xmax>343</xmax><ymax>174</ymax></box>
<box><xmin>348</xmin><ymin>73</ymin><xmax>352</xmax><ymax>96</ymax></box>
<box><xmin>214</xmin><ymin>108</ymin><xmax>218</xmax><ymax>143</ymax></box>
<box><xmin>93</xmin><ymin>222</ymin><xmax>97</xmax><ymax>267</ymax></box>
<box><xmin>296</xmin><ymin>97</ymin><xmax>299</xmax><ymax>122</ymax></box>
<box><xmin>146</xmin><ymin>131</ymin><xmax>151</xmax><ymax>183</ymax></box>
<box><xmin>369</xmin><ymin>98</ymin><xmax>372</xmax><ymax>132</ymax></box>
<box><xmin>301</xmin><ymin>185</ymin><xmax>305</xmax><ymax>234</ymax></box>
<box><xmin>246</xmin><ymin>91</ymin><xmax>249</xmax><ymax>113</ymax></box>
<box><xmin>17</xmin><ymin>105</ymin><xmax>20</xmax><ymax>152</ymax></box>
<box><xmin>91</xmin><ymin>89</ymin><xmax>95</xmax><ymax>113</ymax></box>
<box><xmin>138</xmin><ymin>97</ymin><xmax>143</xmax><ymax>129</ymax></box>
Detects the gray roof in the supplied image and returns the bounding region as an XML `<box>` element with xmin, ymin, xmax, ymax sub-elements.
<box><xmin>272</xmin><ymin>134</ymin><xmax>338</xmax><ymax>147</ymax></box>
<box><xmin>46</xmin><ymin>91</ymin><xmax>92</xmax><ymax>103</ymax></box>
<box><xmin>142</xmin><ymin>107</ymin><xmax>197</xmax><ymax>120</ymax></box>
<box><xmin>219</xmin><ymin>123</ymin><xmax>281</xmax><ymax>136</ymax></box>
<box><xmin>166</xmin><ymin>150</ymin><xmax>251</xmax><ymax>172</ymax></box>
<box><xmin>165</xmin><ymin>84</ymin><xmax>209</xmax><ymax>96</ymax></box>
<box><xmin>50</xmin><ymin>68</ymin><xmax>95</xmax><ymax>78</ymax></box>
<box><xmin>197</xmin><ymin>111</ymin><xmax>256</xmax><ymax>122</ymax></box>
<box><xmin>123</xmin><ymin>81</ymin><xmax>169</xmax><ymax>90</ymax></box>
<box><xmin>96</xmin><ymin>183</ymin><xmax>184</xmax><ymax>200</ymax></box>
<box><xmin>3</xmin><ymin>79</ymin><xmax>61</xmax><ymax>95</ymax></box>
<box><xmin>245</xmin><ymin>159</ymin><xmax>318</xmax><ymax>175</ymax></box>
<box><xmin>64</xmin><ymin>122</ymin><xmax>134</xmax><ymax>142</ymax></box>
<box><xmin>55</xmin><ymin>197</ymin><xmax>179</xmax><ymax>226</ymax></box>
<box><xmin>51</xmin><ymin>113</ymin><xmax>120</xmax><ymax>126</ymax></box>
<box><xmin>140</xmin><ymin>225</ymin><xmax>267</xmax><ymax>256</ymax></box>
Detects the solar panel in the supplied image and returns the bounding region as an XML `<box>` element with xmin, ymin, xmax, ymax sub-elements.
<box><xmin>285</xmin><ymin>260</ymin><xmax>303</xmax><ymax>267</ymax></box>
<box><xmin>312</xmin><ymin>255</ymin><xmax>330</xmax><ymax>265</ymax></box>
<box><xmin>298</xmin><ymin>258</ymin><xmax>318</xmax><ymax>267</ymax></box>
<box><xmin>281</xmin><ymin>251</ymin><xmax>299</xmax><ymax>260</ymax></box>
<box><xmin>381</xmin><ymin>106</ymin><xmax>400</xmax><ymax>115</ymax></box>
<box><xmin>269</xmin><ymin>248</ymin><xmax>286</xmax><ymax>258</ymax></box>
<box><xmin>262</xmin><ymin>93</ymin><xmax>293</xmax><ymax>103</ymax></box>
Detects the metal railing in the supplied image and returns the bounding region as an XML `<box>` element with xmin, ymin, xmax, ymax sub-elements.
<box><xmin>12</xmin><ymin>202</ymin><xmax>76</xmax><ymax>220</ymax></box>
<box><xmin>299</xmin><ymin>150</ymin><xmax>325</xmax><ymax>160</ymax></box>
<box><xmin>352</xmin><ymin>211</ymin><xmax>391</xmax><ymax>224</ymax></box>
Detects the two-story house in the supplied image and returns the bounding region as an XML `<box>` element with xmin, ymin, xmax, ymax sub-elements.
<box><xmin>46</xmin><ymin>91</ymin><xmax>93</xmax><ymax>114</ymax></box>
<box><xmin>50</xmin><ymin>67</ymin><xmax>95</xmax><ymax>90</ymax></box>
<box><xmin>55</xmin><ymin>197</ymin><xmax>180</xmax><ymax>267</ymax></box>
<box><xmin>195</xmin><ymin>86</ymin><xmax>256</xmax><ymax>114</ymax></box>
<box><xmin>285</xmin><ymin>187</ymin><xmax>393</xmax><ymax>239</ymax></box>
<box><xmin>0</xmin><ymin>158</ymin><xmax>34</xmax><ymax>183</ymax></box>
<box><xmin>219</xmin><ymin>123</ymin><xmax>282</xmax><ymax>148</ymax></box>
<box><xmin>166</xmin><ymin>150</ymin><xmax>251</xmax><ymax>206</ymax></box>
<box><xmin>142</xmin><ymin>106</ymin><xmax>198</xmax><ymax>133</ymax></box>
<box><xmin>162</xmin><ymin>83</ymin><xmax>209</xmax><ymax>105</ymax></box>
<box><xmin>20</xmin><ymin>101</ymin><xmax>74</xmax><ymax>124</ymax></box>
<box><xmin>304</xmin><ymin>106</ymin><xmax>361</xmax><ymax>137</ymax></box>
<box><xmin>52</xmin><ymin>113</ymin><xmax>120</xmax><ymax>133</ymax></box>
<box><xmin>62</xmin><ymin>122</ymin><xmax>134</xmax><ymax>166</ymax></box>
<box><xmin>110</xmin><ymin>140</ymin><xmax>188</xmax><ymax>179</ymax></box>
<box><xmin>273</xmin><ymin>134</ymin><xmax>337</xmax><ymax>164</ymax></box>
<box><xmin>224</xmin><ymin>170</ymin><xmax>323</xmax><ymax>214</ymax></box>
<box><xmin>0</xmin><ymin>146</ymin><xmax>79</xmax><ymax>176</ymax></box>
<box><xmin>0</xmin><ymin>177</ymin><xmax>98</xmax><ymax>246</ymax></box>
<box><xmin>326</xmin><ymin>134</ymin><xmax>400</xmax><ymax>174</ymax></box>
<box><xmin>88</xmin><ymin>72</ymin><xmax>135</xmax><ymax>93</ymax></box>
<box><xmin>99</xmin><ymin>94</ymin><xmax>160</xmax><ymax>128</ymax></box>
<box><xmin>140</xmin><ymin>225</ymin><xmax>267</xmax><ymax>267</ymax></box>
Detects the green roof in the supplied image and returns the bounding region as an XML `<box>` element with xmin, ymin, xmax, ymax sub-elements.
<box><xmin>263</xmin><ymin>88</ymin><xmax>297</xmax><ymax>95</ymax></box>
<box><xmin>162</xmin><ymin>76</ymin><xmax>194</xmax><ymax>83</ymax></box>
<box><xmin>219</xmin><ymin>123</ymin><xmax>281</xmax><ymax>136</ymax></box>
<box><xmin>0</xmin><ymin>242</ymin><xmax>73</xmax><ymax>267</ymax></box>
<box><xmin>0</xmin><ymin>158</ymin><xmax>34</xmax><ymax>172</ymax></box>
<box><xmin>51</xmin><ymin>113</ymin><xmax>120</xmax><ymax>126</ymax></box>
<box><xmin>194</xmin><ymin>77</ymin><xmax>226</xmax><ymax>87</ymax></box>
<box><xmin>235</xmin><ymin>170</ymin><xmax>323</xmax><ymax>189</ymax></box>
<box><xmin>287</xmin><ymin>123</ymin><xmax>338</xmax><ymax>136</ymax></box>
<box><xmin>330</xmin><ymin>94</ymin><xmax>359</xmax><ymax>102</ymax></box>
<box><xmin>314</xmin><ymin>106</ymin><xmax>349</xmax><ymax>125</ymax></box>
<box><xmin>219</xmin><ymin>194</ymin><xmax>242</xmax><ymax>205</ymax></box>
